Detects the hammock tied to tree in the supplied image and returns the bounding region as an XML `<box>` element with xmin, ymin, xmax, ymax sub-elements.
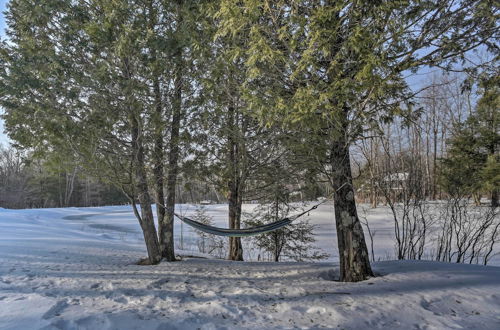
<box><xmin>174</xmin><ymin>198</ymin><xmax>329</xmax><ymax>237</ymax></box>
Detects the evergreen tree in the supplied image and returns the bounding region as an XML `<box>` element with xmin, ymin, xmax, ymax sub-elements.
<box><xmin>192</xmin><ymin>205</ymin><xmax>214</xmax><ymax>254</ymax></box>
<box><xmin>0</xmin><ymin>0</ymin><xmax>165</xmax><ymax>263</ymax></box>
<box><xmin>476</xmin><ymin>76</ymin><xmax>500</xmax><ymax>207</ymax></box>
<box><xmin>191</xmin><ymin>205</ymin><xmax>226</xmax><ymax>256</ymax></box>
<box><xmin>441</xmin><ymin>75</ymin><xmax>499</xmax><ymax>206</ymax></box>
<box><xmin>244</xmin><ymin>184</ymin><xmax>328</xmax><ymax>262</ymax></box>
<box><xmin>191</xmin><ymin>2</ymin><xmax>288</xmax><ymax>261</ymax></box>
<box><xmin>215</xmin><ymin>0</ymin><xmax>498</xmax><ymax>281</ymax></box>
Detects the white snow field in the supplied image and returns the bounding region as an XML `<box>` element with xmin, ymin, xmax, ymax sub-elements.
<box><xmin>1</xmin><ymin>204</ymin><xmax>499</xmax><ymax>330</ymax></box>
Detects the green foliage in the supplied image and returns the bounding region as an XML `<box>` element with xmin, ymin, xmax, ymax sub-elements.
<box><xmin>440</xmin><ymin>78</ymin><xmax>499</xmax><ymax>199</ymax></box>
<box><xmin>440</xmin><ymin>123</ymin><xmax>484</xmax><ymax>196</ymax></box>
<box><xmin>243</xmin><ymin>176</ymin><xmax>328</xmax><ymax>262</ymax></box>
<box><xmin>0</xmin><ymin>0</ymin><xmax>194</xmax><ymax>197</ymax></box>
<box><xmin>244</xmin><ymin>198</ymin><xmax>328</xmax><ymax>262</ymax></box>
<box><xmin>480</xmin><ymin>155</ymin><xmax>500</xmax><ymax>193</ymax></box>
<box><xmin>216</xmin><ymin>0</ymin><xmax>498</xmax><ymax>139</ymax></box>
<box><xmin>191</xmin><ymin>205</ymin><xmax>226</xmax><ymax>256</ymax></box>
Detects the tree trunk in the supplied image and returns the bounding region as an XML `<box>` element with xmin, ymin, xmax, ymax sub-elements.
<box><xmin>147</xmin><ymin>0</ymin><xmax>168</xmax><ymax>257</ymax></box>
<box><xmin>432</xmin><ymin>124</ymin><xmax>438</xmax><ymax>200</ymax></box>
<box><xmin>159</xmin><ymin>1</ymin><xmax>183</xmax><ymax>261</ymax></box>
<box><xmin>228</xmin><ymin>165</ymin><xmax>244</xmax><ymax>261</ymax></box>
<box><xmin>228</xmin><ymin>195</ymin><xmax>243</xmax><ymax>260</ymax></box>
<box><xmin>473</xmin><ymin>193</ymin><xmax>481</xmax><ymax>206</ymax></box>
<box><xmin>152</xmin><ymin>74</ymin><xmax>168</xmax><ymax>257</ymax></box>
<box><xmin>136</xmin><ymin>193</ymin><xmax>162</xmax><ymax>265</ymax></box>
<box><xmin>130</xmin><ymin>114</ymin><xmax>162</xmax><ymax>265</ymax></box>
<box><xmin>273</xmin><ymin>200</ymin><xmax>281</xmax><ymax>262</ymax></box>
<box><xmin>492</xmin><ymin>188</ymin><xmax>499</xmax><ymax>208</ymax></box>
<box><xmin>330</xmin><ymin>131</ymin><xmax>373</xmax><ymax>282</ymax></box>
<box><xmin>227</xmin><ymin>106</ymin><xmax>244</xmax><ymax>261</ymax></box>
<box><xmin>488</xmin><ymin>143</ymin><xmax>498</xmax><ymax>207</ymax></box>
<box><xmin>160</xmin><ymin>59</ymin><xmax>181</xmax><ymax>262</ymax></box>
<box><xmin>64</xmin><ymin>166</ymin><xmax>77</xmax><ymax>207</ymax></box>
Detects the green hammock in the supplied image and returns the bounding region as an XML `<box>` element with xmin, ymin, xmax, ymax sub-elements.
<box><xmin>174</xmin><ymin>201</ymin><xmax>325</xmax><ymax>237</ymax></box>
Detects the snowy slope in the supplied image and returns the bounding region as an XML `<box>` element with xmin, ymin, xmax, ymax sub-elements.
<box><xmin>1</xmin><ymin>205</ymin><xmax>500</xmax><ymax>329</ymax></box>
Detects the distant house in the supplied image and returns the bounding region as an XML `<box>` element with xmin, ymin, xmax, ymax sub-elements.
<box><xmin>356</xmin><ymin>172</ymin><xmax>409</xmax><ymax>205</ymax></box>
<box><xmin>381</xmin><ymin>172</ymin><xmax>409</xmax><ymax>191</ymax></box>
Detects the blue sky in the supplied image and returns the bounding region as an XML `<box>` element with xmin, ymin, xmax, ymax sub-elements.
<box><xmin>0</xmin><ymin>0</ymin><xmax>6</xmax><ymax>34</ymax></box>
<box><xmin>0</xmin><ymin>0</ymin><xmax>8</xmax><ymax>145</ymax></box>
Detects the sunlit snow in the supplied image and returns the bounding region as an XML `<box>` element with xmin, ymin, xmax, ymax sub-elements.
<box><xmin>1</xmin><ymin>204</ymin><xmax>499</xmax><ymax>329</ymax></box>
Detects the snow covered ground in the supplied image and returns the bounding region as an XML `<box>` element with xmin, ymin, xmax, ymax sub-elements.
<box><xmin>1</xmin><ymin>204</ymin><xmax>499</xmax><ymax>329</ymax></box>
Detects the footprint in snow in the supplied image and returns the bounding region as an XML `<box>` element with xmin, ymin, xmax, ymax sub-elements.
<box><xmin>147</xmin><ymin>278</ymin><xmax>170</xmax><ymax>289</ymax></box>
<box><xmin>420</xmin><ymin>299</ymin><xmax>442</xmax><ymax>316</ymax></box>
<box><xmin>42</xmin><ymin>300</ymin><xmax>69</xmax><ymax>320</ymax></box>
<box><xmin>113</xmin><ymin>296</ymin><xmax>128</xmax><ymax>304</ymax></box>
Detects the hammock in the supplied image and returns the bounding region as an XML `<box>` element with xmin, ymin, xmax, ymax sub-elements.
<box><xmin>174</xmin><ymin>200</ymin><xmax>326</xmax><ymax>237</ymax></box>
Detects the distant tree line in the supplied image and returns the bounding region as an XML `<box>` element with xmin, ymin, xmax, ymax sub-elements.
<box><xmin>355</xmin><ymin>70</ymin><xmax>498</xmax><ymax>208</ymax></box>
<box><xmin>0</xmin><ymin>141</ymin><xmax>328</xmax><ymax>209</ymax></box>
<box><xmin>0</xmin><ymin>144</ymin><xmax>128</xmax><ymax>208</ymax></box>
<box><xmin>354</xmin><ymin>69</ymin><xmax>499</xmax><ymax>265</ymax></box>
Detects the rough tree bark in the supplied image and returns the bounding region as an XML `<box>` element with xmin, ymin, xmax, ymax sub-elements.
<box><xmin>130</xmin><ymin>113</ymin><xmax>162</xmax><ymax>265</ymax></box>
<box><xmin>153</xmin><ymin>76</ymin><xmax>168</xmax><ymax>254</ymax></box>
<box><xmin>122</xmin><ymin>55</ymin><xmax>162</xmax><ymax>265</ymax></box>
<box><xmin>330</xmin><ymin>114</ymin><xmax>373</xmax><ymax>282</ymax></box>
<box><xmin>228</xmin><ymin>188</ymin><xmax>243</xmax><ymax>260</ymax></box>
<box><xmin>273</xmin><ymin>199</ymin><xmax>282</xmax><ymax>262</ymax></box>
<box><xmin>492</xmin><ymin>190</ymin><xmax>499</xmax><ymax>208</ymax></box>
<box><xmin>161</xmin><ymin>57</ymin><xmax>181</xmax><ymax>261</ymax></box>
<box><xmin>158</xmin><ymin>0</ymin><xmax>184</xmax><ymax>261</ymax></box>
<box><xmin>227</xmin><ymin>105</ymin><xmax>244</xmax><ymax>261</ymax></box>
<box><xmin>488</xmin><ymin>143</ymin><xmax>498</xmax><ymax>208</ymax></box>
<box><xmin>146</xmin><ymin>0</ymin><xmax>169</xmax><ymax>260</ymax></box>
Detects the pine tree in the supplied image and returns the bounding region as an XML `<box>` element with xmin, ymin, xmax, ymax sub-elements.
<box><xmin>0</xmin><ymin>0</ymin><xmax>166</xmax><ymax>263</ymax></box>
<box><xmin>191</xmin><ymin>205</ymin><xmax>226</xmax><ymax>256</ymax></box>
<box><xmin>190</xmin><ymin>2</ymin><xmax>282</xmax><ymax>261</ymax></box>
<box><xmin>244</xmin><ymin>185</ymin><xmax>328</xmax><ymax>262</ymax></box>
<box><xmin>215</xmin><ymin>0</ymin><xmax>498</xmax><ymax>281</ymax></box>
<box><xmin>475</xmin><ymin>76</ymin><xmax>500</xmax><ymax>207</ymax></box>
<box><xmin>440</xmin><ymin>75</ymin><xmax>499</xmax><ymax>206</ymax></box>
